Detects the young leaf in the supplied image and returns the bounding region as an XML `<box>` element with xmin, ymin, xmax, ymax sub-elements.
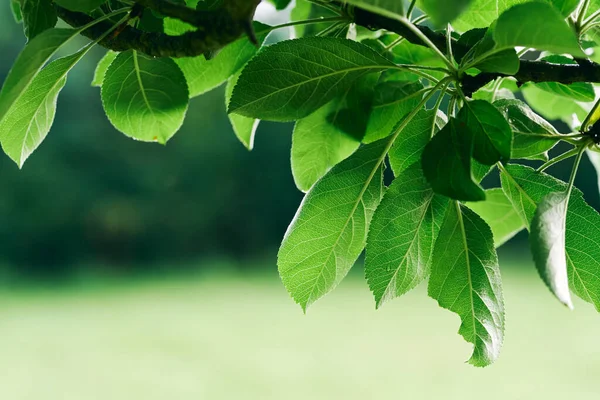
<box><xmin>363</xmin><ymin>81</ymin><xmax>424</xmax><ymax>143</ymax></box>
<box><xmin>494</xmin><ymin>99</ymin><xmax>560</xmax><ymax>161</ymax></box>
<box><xmin>428</xmin><ymin>202</ymin><xmax>504</xmax><ymax>367</ymax></box>
<box><xmin>291</xmin><ymin>100</ymin><xmax>362</xmax><ymax>192</ymax></box>
<box><xmin>466</xmin><ymin>188</ymin><xmax>525</xmax><ymax>247</ymax></box>
<box><xmin>500</xmin><ymin>164</ymin><xmax>600</xmax><ymax>310</ymax></box>
<box><xmin>494</xmin><ymin>2</ymin><xmax>585</xmax><ymax>56</ymax></box>
<box><xmin>225</xmin><ymin>71</ymin><xmax>259</xmax><ymax>150</ymax></box>
<box><xmin>175</xmin><ymin>23</ymin><xmax>269</xmax><ymax>98</ymax></box>
<box><xmin>0</xmin><ymin>29</ymin><xmax>78</xmax><ymax>124</ymax></box>
<box><xmin>229</xmin><ymin>38</ymin><xmax>394</xmax><ymax>121</ymax></box>
<box><xmin>458</xmin><ymin>99</ymin><xmax>512</xmax><ymax>165</ymax></box>
<box><xmin>53</xmin><ymin>0</ymin><xmax>107</xmax><ymax>12</ymax></box>
<box><xmin>388</xmin><ymin>109</ymin><xmax>442</xmax><ymax>176</ymax></box>
<box><xmin>92</xmin><ymin>51</ymin><xmax>118</xmax><ymax>88</ymax></box>
<box><xmin>530</xmin><ymin>191</ymin><xmax>574</xmax><ymax>308</ymax></box>
<box><xmin>0</xmin><ymin>49</ymin><xmax>88</xmax><ymax>167</ymax></box>
<box><xmin>278</xmin><ymin>139</ymin><xmax>388</xmax><ymax>311</ymax></box>
<box><xmin>422</xmin><ymin>119</ymin><xmax>486</xmax><ymax>201</ymax></box>
<box><xmin>22</xmin><ymin>0</ymin><xmax>57</xmax><ymax>40</ymax></box>
<box><xmin>365</xmin><ymin>164</ymin><xmax>448</xmax><ymax>307</ymax></box>
<box><xmin>101</xmin><ymin>51</ymin><xmax>189</xmax><ymax>144</ymax></box>
<box><xmin>459</xmin><ymin>28</ymin><xmax>520</xmax><ymax>75</ymax></box>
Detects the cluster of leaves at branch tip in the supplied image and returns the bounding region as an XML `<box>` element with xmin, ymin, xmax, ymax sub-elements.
<box><xmin>5</xmin><ymin>0</ymin><xmax>600</xmax><ymax>367</ymax></box>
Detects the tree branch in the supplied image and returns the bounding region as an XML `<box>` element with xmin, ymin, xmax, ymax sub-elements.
<box><xmin>349</xmin><ymin>4</ymin><xmax>600</xmax><ymax>95</ymax></box>
<box><xmin>55</xmin><ymin>0</ymin><xmax>260</xmax><ymax>58</ymax></box>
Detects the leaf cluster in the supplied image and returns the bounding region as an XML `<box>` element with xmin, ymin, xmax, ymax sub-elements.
<box><xmin>5</xmin><ymin>0</ymin><xmax>600</xmax><ymax>366</ymax></box>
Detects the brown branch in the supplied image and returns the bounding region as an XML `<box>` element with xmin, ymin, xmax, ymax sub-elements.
<box><xmin>54</xmin><ymin>0</ymin><xmax>260</xmax><ymax>58</ymax></box>
<box><xmin>349</xmin><ymin>4</ymin><xmax>600</xmax><ymax>95</ymax></box>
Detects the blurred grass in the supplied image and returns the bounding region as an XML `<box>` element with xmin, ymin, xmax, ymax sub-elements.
<box><xmin>1</xmin><ymin>257</ymin><xmax>599</xmax><ymax>399</ymax></box>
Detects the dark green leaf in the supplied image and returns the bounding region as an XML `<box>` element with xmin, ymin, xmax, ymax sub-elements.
<box><xmin>458</xmin><ymin>99</ymin><xmax>512</xmax><ymax>165</ymax></box>
<box><xmin>530</xmin><ymin>191</ymin><xmax>574</xmax><ymax>308</ymax></box>
<box><xmin>229</xmin><ymin>38</ymin><xmax>394</xmax><ymax>121</ymax></box>
<box><xmin>344</xmin><ymin>0</ymin><xmax>404</xmax><ymax>19</ymax></box>
<box><xmin>365</xmin><ymin>164</ymin><xmax>448</xmax><ymax>307</ymax></box>
<box><xmin>53</xmin><ymin>0</ymin><xmax>106</xmax><ymax>12</ymax></box>
<box><xmin>101</xmin><ymin>51</ymin><xmax>189</xmax><ymax>144</ymax></box>
<box><xmin>22</xmin><ymin>0</ymin><xmax>57</xmax><ymax>40</ymax></box>
<box><xmin>493</xmin><ymin>98</ymin><xmax>560</xmax><ymax>161</ymax></box>
<box><xmin>428</xmin><ymin>202</ymin><xmax>504</xmax><ymax>367</ymax></box>
<box><xmin>278</xmin><ymin>139</ymin><xmax>388</xmax><ymax>310</ymax></box>
<box><xmin>11</xmin><ymin>0</ymin><xmax>23</xmax><ymax>23</ymax></box>
<box><xmin>466</xmin><ymin>188</ymin><xmax>525</xmax><ymax>247</ymax></box>
<box><xmin>422</xmin><ymin>119</ymin><xmax>486</xmax><ymax>201</ymax></box>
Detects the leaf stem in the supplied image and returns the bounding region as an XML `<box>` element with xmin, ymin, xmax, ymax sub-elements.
<box><xmin>430</xmin><ymin>81</ymin><xmax>450</xmax><ymax>137</ymax></box>
<box><xmin>577</xmin><ymin>0</ymin><xmax>592</xmax><ymax>29</ymax></box>
<box><xmin>396</xmin><ymin>16</ymin><xmax>455</xmax><ymax>71</ymax></box>
<box><xmin>406</xmin><ymin>0</ymin><xmax>417</xmax><ymax>19</ymax></box>
<box><xmin>537</xmin><ymin>147</ymin><xmax>580</xmax><ymax>172</ymax></box>
<box><xmin>267</xmin><ymin>16</ymin><xmax>350</xmax><ymax>33</ymax></box>
<box><xmin>565</xmin><ymin>146</ymin><xmax>586</xmax><ymax>200</ymax></box>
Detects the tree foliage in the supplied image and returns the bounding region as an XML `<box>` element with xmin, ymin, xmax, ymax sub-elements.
<box><xmin>4</xmin><ymin>0</ymin><xmax>600</xmax><ymax>366</ymax></box>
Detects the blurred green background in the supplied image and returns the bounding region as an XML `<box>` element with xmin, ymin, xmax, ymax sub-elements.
<box><xmin>1</xmin><ymin>3</ymin><xmax>600</xmax><ymax>399</ymax></box>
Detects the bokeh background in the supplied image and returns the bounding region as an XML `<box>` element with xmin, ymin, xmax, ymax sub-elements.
<box><xmin>1</xmin><ymin>2</ymin><xmax>600</xmax><ymax>399</ymax></box>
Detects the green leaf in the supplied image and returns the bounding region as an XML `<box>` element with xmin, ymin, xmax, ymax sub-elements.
<box><xmin>229</xmin><ymin>38</ymin><xmax>394</xmax><ymax>121</ymax></box>
<box><xmin>290</xmin><ymin>0</ymin><xmax>312</xmax><ymax>37</ymax></box>
<box><xmin>550</xmin><ymin>0</ymin><xmax>580</xmax><ymax>17</ymax></box>
<box><xmin>422</xmin><ymin>119</ymin><xmax>486</xmax><ymax>201</ymax></box>
<box><xmin>268</xmin><ymin>0</ymin><xmax>292</xmax><ymax>10</ymax></box>
<box><xmin>494</xmin><ymin>2</ymin><xmax>584</xmax><ymax>56</ymax></box>
<box><xmin>365</xmin><ymin>164</ymin><xmax>448</xmax><ymax>307</ymax></box>
<box><xmin>344</xmin><ymin>0</ymin><xmax>404</xmax><ymax>19</ymax></box>
<box><xmin>530</xmin><ymin>191</ymin><xmax>574</xmax><ymax>308</ymax></box>
<box><xmin>466</xmin><ymin>188</ymin><xmax>525</xmax><ymax>247</ymax></box>
<box><xmin>101</xmin><ymin>50</ymin><xmax>189</xmax><ymax>144</ymax></box>
<box><xmin>417</xmin><ymin>0</ymin><xmax>472</xmax><ymax>25</ymax></box>
<box><xmin>11</xmin><ymin>0</ymin><xmax>23</xmax><ymax>23</ymax></box>
<box><xmin>388</xmin><ymin>109</ymin><xmax>443</xmax><ymax>176</ymax></box>
<box><xmin>22</xmin><ymin>0</ymin><xmax>57</xmax><ymax>40</ymax></box>
<box><xmin>458</xmin><ymin>99</ymin><xmax>512</xmax><ymax>165</ymax></box>
<box><xmin>278</xmin><ymin>138</ymin><xmax>388</xmax><ymax>310</ymax></box>
<box><xmin>387</xmin><ymin>40</ymin><xmax>446</xmax><ymax>82</ymax></box>
<box><xmin>521</xmin><ymin>82</ymin><xmax>589</xmax><ymax>128</ymax></box>
<box><xmin>92</xmin><ymin>51</ymin><xmax>118</xmax><ymax>88</ymax></box>
<box><xmin>452</xmin><ymin>0</ymin><xmax>528</xmax><ymax>32</ymax></box>
<box><xmin>225</xmin><ymin>71</ymin><xmax>259</xmax><ymax>150</ymax></box>
<box><xmin>452</xmin><ymin>0</ymin><xmax>574</xmax><ymax>31</ymax></box>
<box><xmin>428</xmin><ymin>202</ymin><xmax>504</xmax><ymax>367</ymax></box>
<box><xmin>459</xmin><ymin>28</ymin><xmax>520</xmax><ymax>75</ymax></box>
<box><xmin>53</xmin><ymin>0</ymin><xmax>106</xmax><ymax>12</ymax></box>
<box><xmin>534</xmin><ymin>82</ymin><xmax>596</xmax><ymax>102</ymax></box>
<box><xmin>0</xmin><ymin>29</ymin><xmax>79</xmax><ymax>125</ymax></box>
<box><xmin>500</xmin><ymin>164</ymin><xmax>600</xmax><ymax>310</ymax></box>
<box><xmin>494</xmin><ymin>99</ymin><xmax>561</xmax><ymax>161</ymax></box>
<box><xmin>472</xmin><ymin>77</ymin><xmax>518</xmax><ymax>103</ymax></box>
<box><xmin>175</xmin><ymin>23</ymin><xmax>269</xmax><ymax>98</ymax></box>
<box><xmin>363</xmin><ymin>81</ymin><xmax>424</xmax><ymax>143</ymax></box>
<box><xmin>0</xmin><ymin>49</ymin><xmax>88</xmax><ymax>167</ymax></box>
<box><xmin>291</xmin><ymin>102</ymin><xmax>360</xmax><ymax>191</ymax></box>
